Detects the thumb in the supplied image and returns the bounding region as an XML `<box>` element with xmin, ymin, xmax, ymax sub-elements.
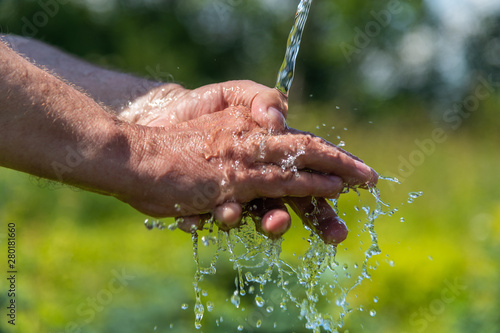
<box><xmin>251</xmin><ymin>88</ymin><xmax>288</xmax><ymax>131</ymax></box>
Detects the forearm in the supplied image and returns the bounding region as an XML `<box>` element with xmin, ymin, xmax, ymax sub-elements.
<box><xmin>0</xmin><ymin>34</ymin><xmax>178</xmax><ymax>114</ymax></box>
<box><xmin>0</xmin><ymin>40</ymin><xmax>139</xmax><ymax>197</ymax></box>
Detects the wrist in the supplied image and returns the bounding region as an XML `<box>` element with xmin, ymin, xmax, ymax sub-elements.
<box><xmin>109</xmin><ymin>122</ymin><xmax>182</xmax><ymax>217</ymax></box>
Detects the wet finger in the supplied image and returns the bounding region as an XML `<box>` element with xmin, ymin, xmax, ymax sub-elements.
<box><xmin>250</xmin><ymin>88</ymin><xmax>288</xmax><ymax>131</ymax></box>
<box><xmin>261</xmin><ymin>133</ymin><xmax>378</xmax><ymax>187</ymax></box>
<box><xmin>214</xmin><ymin>202</ymin><xmax>242</xmax><ymax>230</ymax></box>
<box><xmin>218</xmin><ymin>80</ymin><xmax>288</xmax><ymax>131</ymax></box>
<box><xmin>247</xmin><ymin>198</ymin><xmax>291</xmax><ymax>238</ymax></box>
<box><xmin>245</xmin><ymin>166</ymin><xmax>345</xmax><ymax>200</ymax></box>
<box><xmin>285</xmin><ymin>197</ymin><xmax>348</xmax><ymax>245</ymax></box>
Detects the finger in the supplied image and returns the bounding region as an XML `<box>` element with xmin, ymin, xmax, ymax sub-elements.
<box><xmin>218</xmin><ymin>80</ymin><xmax>288</xmax><ymax>131</ymax></box>
<box><xmin>214</xmin><ymin>202</ymin><xmax>242</xmax><ymax>230</ymax></box>
<box><xmin>250</xmin><ymin>88</ymin><xmax>288</xmax><ymax>131</ymax></box>
<box><xmin>261</xmin><ymin>132</ymin><xmax>378</xmax><ymax>187</ymax></box>
<box><xmin>247</xmin><ymin>198</ymin><xmax>291</xmax><ymax>238</ymax></box>
<box><xmin>285</xmin><ymin>197</ymin><xmax>348</xmax><ymax>245</ymax></box>
<box><xmin>243</xmin><ymin>167</ymin><xmax>345</xmax><ymax>200</ymax></box>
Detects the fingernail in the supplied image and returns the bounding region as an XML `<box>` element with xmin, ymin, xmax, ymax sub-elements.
<box><xmin>354</xmin><ymin>160</ymin><xmax>372</xmax><ymax>177</ymax></box>
<box><xmin>267</xmin><ymin>107</ymin><xmax>286</xmax><ymax>129</ymax></box>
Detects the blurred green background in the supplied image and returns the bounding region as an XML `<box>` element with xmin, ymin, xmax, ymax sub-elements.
<box><xmin>1</xmin><ymin>0</ymin><xmax>500</xmax><ymax>332</ymax></box>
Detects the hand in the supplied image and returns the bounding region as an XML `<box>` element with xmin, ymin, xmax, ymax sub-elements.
<box><xmin>123</xmin><ymin>80</ymin><xmax>377</xmax><ymax>244</ymax></box>
<box><xmin>122</xmin><ymin>80</ymin><xmax>288</xmax><ymax>131</ymax></box>
<box><xmin>120</xmin><ymin>105</ymin><xmax>377</xmax><ymax>244</ymax></box>
<box><xmin>123</xmin><ymin>80</ymin><xmax>294</xmax><ymax>235</ymax></box>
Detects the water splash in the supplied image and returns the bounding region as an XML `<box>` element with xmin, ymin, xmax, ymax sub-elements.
<box><xmin>407</xmin><ymin>191</ymin><xmax>424</xmax><ymax>203</ymax></box>
<box><xmin>180</xmin><ymin>179</ymin><xmax>398</xmax><ymax>332</ymax></box>
<box><xmin>275</xmin><ymin>0</ymin><xmax>313</xmax><ymax>95</ymax></box>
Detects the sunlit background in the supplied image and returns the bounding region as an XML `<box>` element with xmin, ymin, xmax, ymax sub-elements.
<box><xmin>1</xmin><ymin>0</ymin><xmax>500</xmax><ymax>332</ymax></box>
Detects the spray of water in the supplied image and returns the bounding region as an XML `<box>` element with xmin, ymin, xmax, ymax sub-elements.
<box><xmin>184</xmin><ymin>180</ymin><xmax>403</xmax><ymax>332</ymax></box>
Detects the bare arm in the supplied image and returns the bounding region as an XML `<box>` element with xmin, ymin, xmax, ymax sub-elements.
<box><xmin>0</xmin><ymin>40</ymin><xmax>139</xmax><ymax>196</ymax></box>
<box><xmin>0</xmin><ymin>34</ymin><xmax>168</xmax><ymax>112</ymax></box>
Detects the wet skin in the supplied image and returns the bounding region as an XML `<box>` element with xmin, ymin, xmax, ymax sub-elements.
<box><xmin>125</xmin><ymin>82</ymin><xmax>377</xmax><ymax>244</ymax></box>
<box><xmin>136</xmin><ymin>106</ymin><xmax>377</xmax><ymax>244</ymax></box>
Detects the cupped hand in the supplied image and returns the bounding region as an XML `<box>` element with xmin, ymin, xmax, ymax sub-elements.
<box><xmin>125</xmin><ymin>80</ymin><xmax>302</xmax><ymax>237</ymax></box>
<box><xmin>124</xmin><ymin>80</ymin><xmax>377</xmax><ymax>244</ymax></box>
<box><xmin>121</xmin><ymin>106</ymin><xmax>377</xmax><ymax>244</ymax></box>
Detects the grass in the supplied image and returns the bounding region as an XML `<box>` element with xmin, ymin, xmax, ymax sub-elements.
<box><xmin>1</xmin><ymin>107</ymin><xmax>499</xmax><ymax>333</ymax></box>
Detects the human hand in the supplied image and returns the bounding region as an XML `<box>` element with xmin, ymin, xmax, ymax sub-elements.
<box><xmin>124</xmin><ymin>80</ymin><xmax>377</xmax><ymax>244</ymax></box>
<box><xmin>123</xmin><ymin>80</ymin><xmax>288</xmax><ymax>131</ymax></box>
<box><xmin>120</xmin><ymin>106</ymin><xmax>377</xmax><ymax>244</ymax></box>
<box><xmin>123</xmin><ymin>80</ymin><xmax>295</xmax><ymax>236</ymax></box>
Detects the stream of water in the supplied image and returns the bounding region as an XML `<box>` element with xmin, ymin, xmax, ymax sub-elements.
<box><xmin>275</xmin><ymin>0</ymin><xmax>313</xmax><ymax>96</ymax></box>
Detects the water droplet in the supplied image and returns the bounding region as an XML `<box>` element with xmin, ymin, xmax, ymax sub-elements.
<box><xmin>231</xmin><ymin>291</ymin><xmax>241</xmax><ymax>308</ymax></box>
<box><xmin>255</xmin><ymin>295</ymin><xmax>265</xmax><ymax>307</ymax></box>
<box><xmin>428</xmin><ymin>256</ymin><xmax>433</xmax><ymax>261</ymax></box>
<box><xmin>374</xmin><ymin>296</ymin><xmax>379</xmax><ymax>303</ymax></box>
<box><xmin>370</xmin><ymin>309</ymin><xmax>377</xmax><ymax>317</ymax></box>
<box><xmin>256</xmin><ymin>320</ymin><xmax>262</xmax><ymax>328</ymax></box>
<box><xmin>380</xmin><ymin>175</ymin><xmax>400</xmax><ymax>184</ymax></box>
<box><xmin>400</xmin><ymin>217</ymin><xmax>405</xmax><ymax>223</ymax></box>
<box><xmin>266</xmin><ymin>306</ymin><xmax>274</xmax><ymax>313</ymax></box>
<box><xmin>237</xmin><ymin>325</ymin><xmax>244</xmax><ymax>331</ymax></box>
<box><xmin>181</xmin><ymin>303</ymin><xmax>188</xmax><ymax>310</ymax></box>
<box><xmin>206</xmin><ymin>301</ymin><xmax>214</xmax><ymax>312</ymax></box>
<box><xmin>407</xmin><ymin>191</ymin><xmax>423</xmax><ymax>203</ymax></box>
<box><xmin>144</xmin><ymin>219</ymin><xmax>154</xmax><ymax>230</ymax></box>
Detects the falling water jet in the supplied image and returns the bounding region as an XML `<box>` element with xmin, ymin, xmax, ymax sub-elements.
<box><xmin>275</xmin><ymin>0</ymin><xmax>313</xmax><ymax>96</ymax></box>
